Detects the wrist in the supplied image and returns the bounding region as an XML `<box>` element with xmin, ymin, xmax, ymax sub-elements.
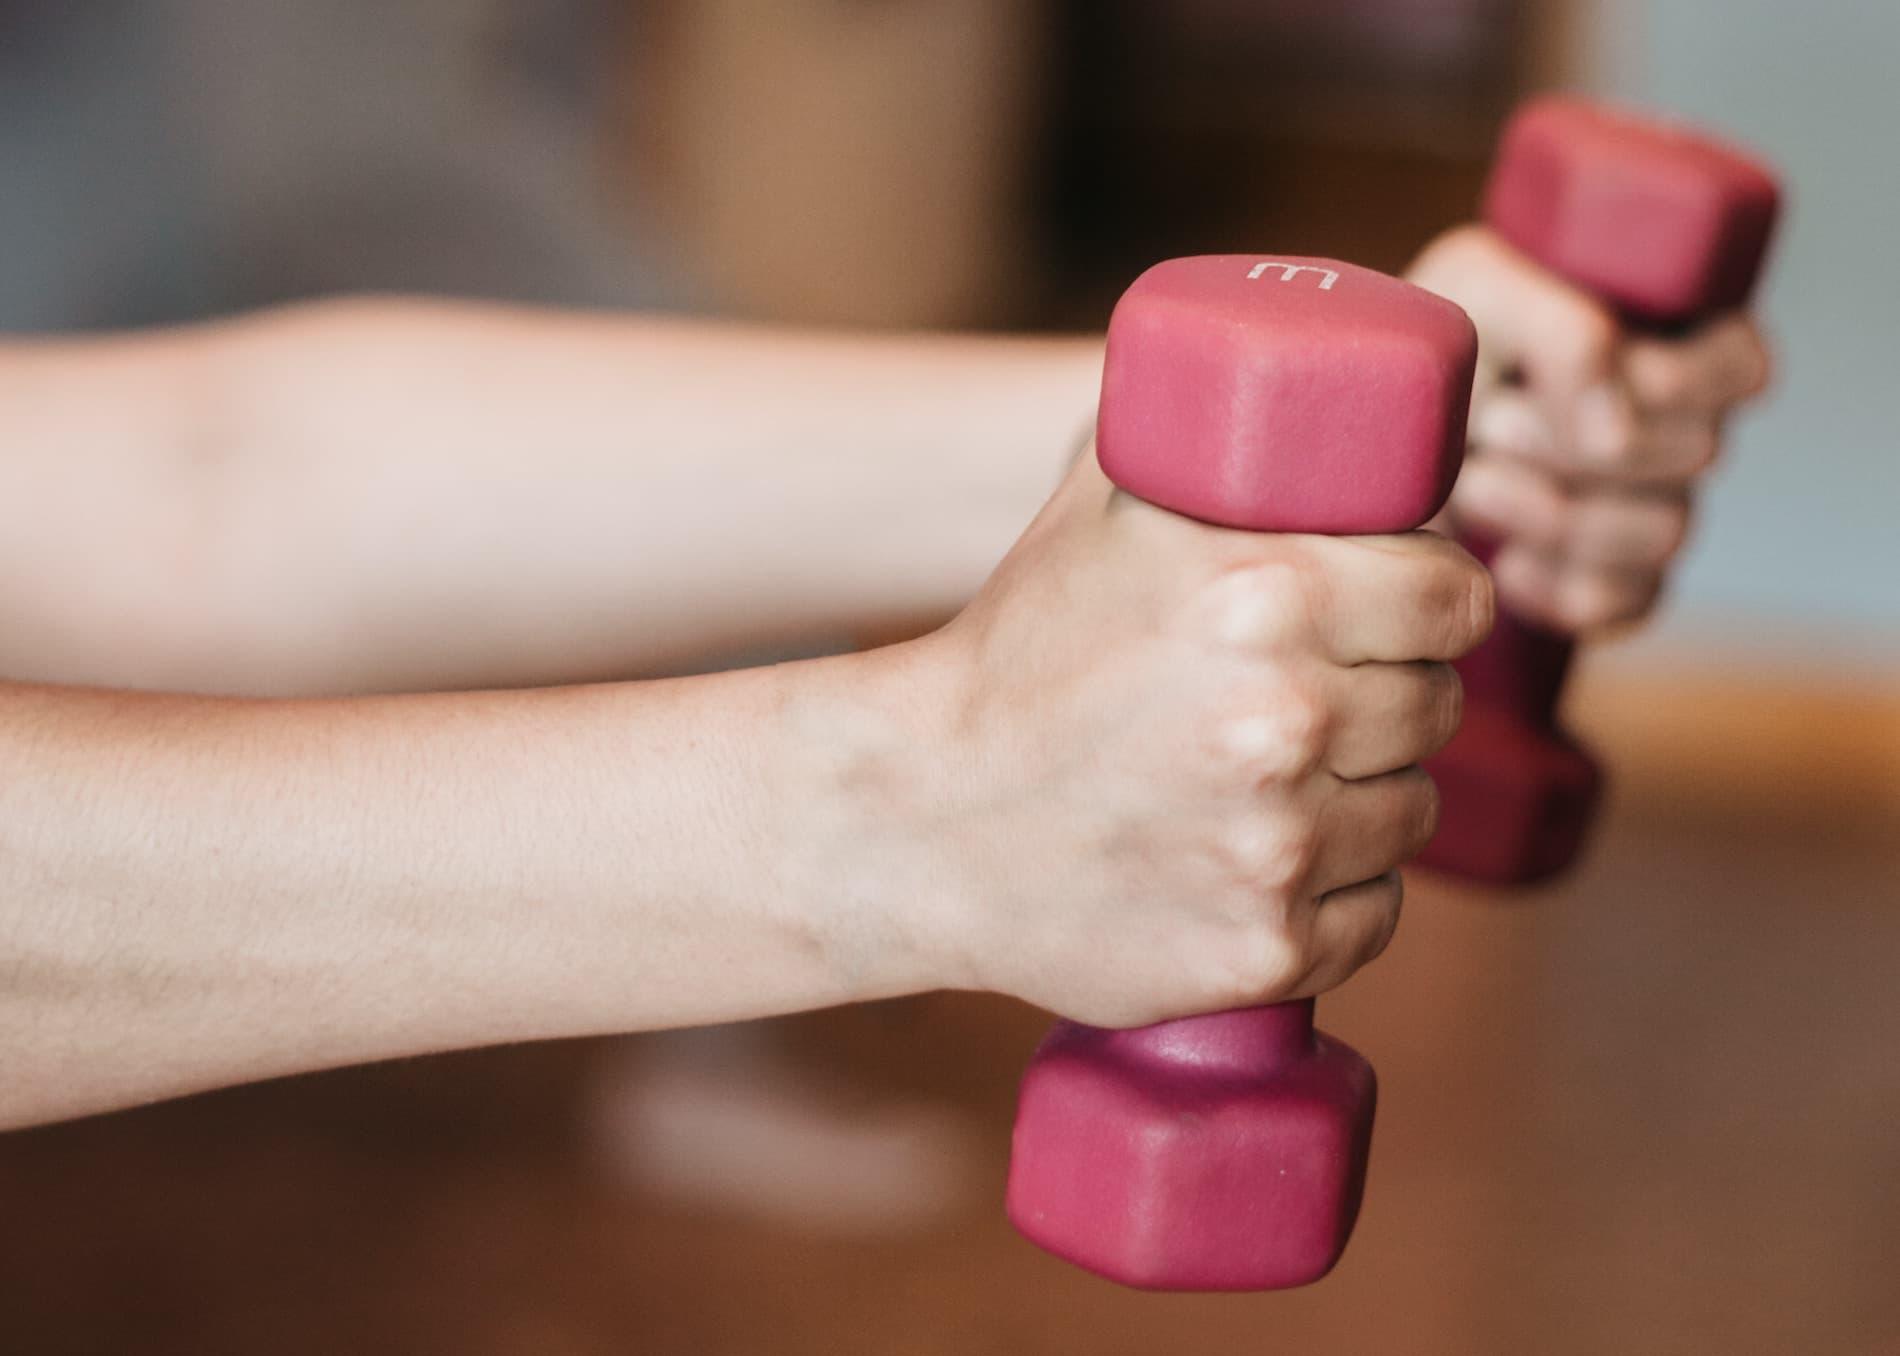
<box><xmin>766</xmin><ymin>636</ymin><xmax>979</xmax><ymax>1006</ymax></box>
<box><xmin>920</xmin><ymin>336</ymin><xmax>1105</xmax><ymax>619</ymax></box>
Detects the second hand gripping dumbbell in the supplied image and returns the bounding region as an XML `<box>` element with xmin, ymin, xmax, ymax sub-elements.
<box><xmin>1007</xmin><ymin>256</ymin><xmax>1478</xmax><ymax>1291</ymax></box>
<box><xmin>1419</xmin><ymin>97</ymin><xmax>1782</xmax><ymax>884</ymax></box>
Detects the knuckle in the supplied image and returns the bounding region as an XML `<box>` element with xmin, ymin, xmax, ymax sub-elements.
<box><xmin>1227</xmin><ymin>817</ymin><xmax>1319</xmax><ymax>892</ymax></box>
<box><xmin>1551</xmin><ymin>590</ymin><xmax>1602</xmax><ymax>634</ymax></box>
<box><xmin>1212</xmin><ymin>679</ymin><xmax>1332</xmax><ymax>783</ymax></box>
<box><xmin>1214</xmin><ymin>918</ymin><xmax>1307</xmax><ymax>1007</ymax></box>
<box><xmin>1554</xmin><ymin>571</ymin><xmax>1625</xmax><ymax>632</ymax></box>
<box><xmin>1551</xmin><ymin>305</ymin><xmax>1620</xmax><ymax>380</ymax></box>
<box><xmin>1202</xmin><ymin>559</ymin><xmax>1317</xmax><ymax>651</ymax></box>
<box><xmin>1272</xmin><ymin>683</ymin><xmax>1333</xmax><ymax>772</ymax></box>
<box><xmin>1594</xmin><ymin>419</ymin><xmax>1643</xmax><ymax>468</ymax></box>
<box><xmin>1438</xmin><ymin>222</ymin><xmax>1496</xmax><ymax>263</ymax></box>
<box><xmin>1219</xmin><ymin>821</ymin><xmax>1275</xmax><ymax>880</ymax></box>
<box><xmin>1212</xmin><ymin>714</ymin><xmax>1280</xmax><ymax>782</ymax></box>
<box><xmin>1640</xmin><ymin>352</ymin><xmax>1696</xmax><ymax>408</ymax></box>
<box><xmin>1408</xmin><ymin>223</ymin><xmax>1493</xmax><ymax>290</ymax></box>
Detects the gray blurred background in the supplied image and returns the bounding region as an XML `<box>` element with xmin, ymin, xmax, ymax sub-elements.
<box><xmin>1589</xmin><ymin>0</ymin><xmax>1900</xmax><ymax>666</ymax></box>
<box><xmin>3</xmin><ymin>0</ymin><xmax>1884</xmax><ymax>660</ymax></box>
<box><xmin>1</xmin><ymin>0</ymin><xmax>1892</xmax><ymax>665</ymax></box>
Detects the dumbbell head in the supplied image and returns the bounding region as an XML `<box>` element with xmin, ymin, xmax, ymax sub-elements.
<box><xmin>1011</xmin><ymin>1003</ymin><xmax>1376</xmax><ymax>1290</ymax></box>
<box><xmin>1008</xmin><ymin>257</ymin><xmax>1477</xmax><ymax>1291</ymax></box>
<box><xmin>1096</xmin><ymin>255</ymin><xmax>1476</xmax><ymax>534</ymax></box>
<box><xmin>1484</xmin><ymin>96</ymin><xmax>1781</xmax><ymax>326</ymax></box>
<box><xmin>1420</xmin><ymin>101</ymin><xmax>1781</xmax><ymax>885</ymax></box>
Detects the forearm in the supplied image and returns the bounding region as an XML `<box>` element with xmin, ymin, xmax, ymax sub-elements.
<box><xmin>0</xmin><ymin>301</ymin><xmax>1101</xmax><ymax>694</ymax></box>
<box><xmin>0</xmin><ymin>647</ymin><xmax>948</xmax><ymax>1128</ymax></box>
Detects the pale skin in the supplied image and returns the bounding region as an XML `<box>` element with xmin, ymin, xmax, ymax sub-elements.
<box><xmin>1408</xmin><ymin>225</ymin><xmax>1774</xmax><ymax>630</ymax></box>
<box><xmin>0</xmin><ymin>302</ymin><xmax>1106</xmax><ymax>694</ymax></box>
<box><xmin>0</xmin><ymin>230</ymin><xmax>1769</xmax><ymax>1129</ymax></box>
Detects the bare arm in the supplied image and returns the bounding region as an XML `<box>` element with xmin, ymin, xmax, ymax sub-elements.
<box><xmin>0</xmin><ymin>646</ymin><xmax>947</xmax><ymax>1128</ymax></box>
<box><xmin>0</xmin><ymin>455</ymin><xmax>1490</xmax><ymax>1129</ymax></box>
<box><xmin>0</xmin><ymin>300</ymin><xmax>1102</xmax><ymax>694</ymax></box>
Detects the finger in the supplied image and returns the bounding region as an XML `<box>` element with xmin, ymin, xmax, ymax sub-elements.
<box><xmin>1412</xmin><ymin>225</ymin><xmax>1651</xmax><ymax>469</ymax></box>
<box><xmin>1489</xmin><ymin>542</ymin><xmax>1667</xmax><ymax>635</ymax></box>
<box><xmin>1475</xmin><ymin>387</ymin><xmax>1725</xmax><ymax>486</ymax></box>
<box><xmin>1582</xmin><ymin>413</ymin><xmax>1724</xmax><ymax>486</ymax></box>
<box><xmin>1293</xmin><ymin>871</ymin><xmax>1404</xmax><ymax>998</ymax></box>
<box><xmin>1326</xmin><ymin>661</ymin><xmax>1463</xmax><ymax>780</ymax></box>
<box><xmin>1471</xmin><ymin>381</ymin><xmax>1648</xmax><ymax>480</ymax></box>
<box><xmin>1455</xmin><ymin>457</ymin><xmax>1693</xmax><ymax>571</ymax></box>
<box><xmin>1410</xmin><ymin>225</ymin><xmax>1622</xmax><ymax>406</ymax></box>
<box><xmin>1294</xmin><ymin>532</ymin><xmax>1495</xmax><ymax>665</ymax></box>
<box><xmin>1469</xmin><ymin>388</ymin><xmax>1560</xmax><ymax>466</ymax></box>
<box><xmin>1508</xmin><ymin>412</ymin><xmax>1726</xmax><ymax>489</ymax></box>
<box><xmin>1550</xmin><ymin>489</ymin><xmax>1693</xmax><ymax>572</ymax></box>
<box><xmin>1451</xmin><ymin>452</ymin><xmax>1570</xmax><ymax>544</ymax></box>
<box><xmin>1306</xmin><ymin>765</ymin><xmax>1440</xmax><ymax>897</ymax></box>
<box><xmin>1622</xmin><ymin>312</ymin><xmax>1773</xmax><ymax>414</ymax></box>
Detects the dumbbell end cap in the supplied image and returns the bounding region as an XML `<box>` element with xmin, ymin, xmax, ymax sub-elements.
<box><xmin>1007</xmin><ymin>1010</ymin><xmax>1375</xmax><ymax>1291</ymax></box>
<box><xmin>1485</xmin><ymin>96</ymin><xmax>1782</xmax><ymax>326</ymax></box>
<box><xmin>1097</xmin><ymin>256</ymin><xmax>1476</xmax><ymax>536</ymax></box>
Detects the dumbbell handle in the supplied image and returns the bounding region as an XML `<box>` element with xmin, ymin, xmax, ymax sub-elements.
<box><xmin>1070</xmin><ymin>998</ymin><xmax>1317</xmax><ymax>1072</ymax></box>
<box><xmin>1455</xmin><ymin>536</ymin><xmax>1574</xmax><ymax>728</ymax></box>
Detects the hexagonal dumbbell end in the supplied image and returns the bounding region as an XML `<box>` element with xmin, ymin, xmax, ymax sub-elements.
<box><xmin>1009</xmin><ymin>1002</ymin><xmax>1376</xmax><ymax>1291</ymax></box>
<box><xmin>1419</xmin><ymin>102</ymin><xmax>1781</xmax><ymax>885</ymax></box>
<box><xmin>1008</xmin><ymin>255</ymin><xmax>1476</xmax><ymax>1291</ymax></box>
<box><xmin>1483</xmin><ymin>95</ymin><xmax>1781</xmax><ymax>326</ymax></box>
<box><xmin>1096</xmin><ymin>255</ymin><xmax>1474</xmax><ymax>534</ymax></box>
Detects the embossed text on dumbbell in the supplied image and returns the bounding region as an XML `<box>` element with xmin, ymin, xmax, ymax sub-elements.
<box><xmin>1246</xmin><ymin>261</ymin><xmax>1339</xmax><ymax>290</ymax></box>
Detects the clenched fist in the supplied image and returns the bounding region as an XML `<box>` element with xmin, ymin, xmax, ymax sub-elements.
<box><xmin>878</xmin><ymin>450</ymin><xmax>1492</xmax><ymax>1029</ymax></box>
<box><xmin>1410</xmin><ymin>224</ymin><xmax>1772</xmax><ymax>633</ymax></box>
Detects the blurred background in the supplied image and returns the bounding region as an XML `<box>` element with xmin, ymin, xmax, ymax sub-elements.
<box><xmin>1</xmin><ymin>2</ymin><xmax>1895</xmax><ymax>1353</ymax></box>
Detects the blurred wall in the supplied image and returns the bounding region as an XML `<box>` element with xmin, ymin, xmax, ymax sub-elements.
<box><xmin>632</xmin><ymin>0</ymin><xmax>1048</xmax><ymax>328</ymax></box>
<box><xmin>4</xmin><ymin>1</ymin><xmax>1891</xmax><ymax>668</ymax></box>
<box><xmin>1584</xmin><ymin>0</ymin><xmax>1900</xmax><ymax>665</ymax></box>
<box><xmin>0</xmin><ymin>0</ymin><xmax>681</xmax><ymax>328</ymax></box>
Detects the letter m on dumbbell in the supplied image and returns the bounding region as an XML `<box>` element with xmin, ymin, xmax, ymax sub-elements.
<box><xmin>1246</xmin><ymin>261</ymin><xmax>1339</xmax><ymax>290</ymax></box>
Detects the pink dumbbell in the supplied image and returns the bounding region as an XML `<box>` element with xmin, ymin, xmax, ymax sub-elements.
<box><xmin>1420</xmin><ymin>97</ymin><xmax>1782</xmax><ymax>883</ymax></box>
<box><xmin>1006</xmin><ymin>256</ymin><xmax>1477</xmax><ymax>1291</ymax></box>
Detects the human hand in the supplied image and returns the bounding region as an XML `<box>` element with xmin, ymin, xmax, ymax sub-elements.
<box><xmin>886</xmin><ymin>449</ymin><xmax>1491</xmax><ymax>1028</ymax></box>
<box><xmin>1409</xmin><ymin>224</ymin><xmax>1771</xmax><ymax>632</ymax></box>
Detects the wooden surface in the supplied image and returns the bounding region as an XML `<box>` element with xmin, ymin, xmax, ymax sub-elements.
<box><xmin>3</xmin><ymin>666</ymin><xmax>1896</xmax><ymax>1355</ymax></box>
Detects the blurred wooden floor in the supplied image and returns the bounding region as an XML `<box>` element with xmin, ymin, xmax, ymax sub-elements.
<box><xmin>3</xmin><ymin>664</ymin><xmax>1896</xmax><ymax>1355</ymax></box>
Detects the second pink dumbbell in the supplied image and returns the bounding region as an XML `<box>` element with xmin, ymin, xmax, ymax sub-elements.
<box><xmin>1421</xmin><ymin>97</ymin><xmax>1782</xmax><ymax>884</ymax></box>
